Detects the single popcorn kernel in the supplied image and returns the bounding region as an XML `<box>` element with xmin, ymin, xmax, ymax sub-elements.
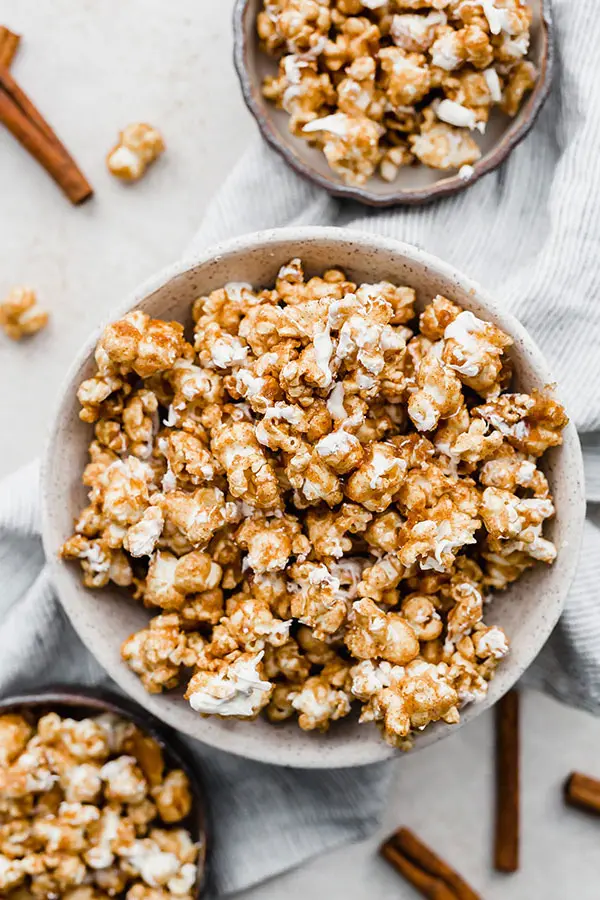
<box><xmin>107</xmin><ymin>123</ymin><xmax>166</xmax><ymax>182</ymax></box>
<box><xmin>0</xmin><ymin>287</ymin><xmax>49</xmax><ymax>341</ymax></box>
<box><xmin>61</xmin><ymin>259</ymin><xmax>566</xmax><ymax>749</ymax></box>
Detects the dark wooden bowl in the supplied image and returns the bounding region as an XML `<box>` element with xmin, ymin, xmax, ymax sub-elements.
<box><xmin>233</xmin><ymin>0</ymin><xmax>554</xmax><ymax>207</ymax></box>
<box><xmin>0</xmin><ymin>686</ymin><xmax>210</xmax><ymax>898</ymax></box>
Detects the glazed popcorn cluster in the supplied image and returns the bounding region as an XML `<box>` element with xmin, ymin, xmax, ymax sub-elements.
<box><xmin>258</xmin><ymin>0</ymin><xmax>536</xmax><ymax>185</ymax></box>
<box><xmin>107</xmin><ymin>125</ymin><xmax>166</xmax><ymax>183</ymax></box>
<box><xmin>60</xmin><ymin>261</ymin><xmax>567</xmax><ymax>749</ymax></box>
<box><xmin>0</xmin><ymin>711</ymin><xmax>199</xmax><ymax>899</ymax></box>
<box><xmin>0</xmin><ymin>288</ymin><xmax>49</xmax><ymax>341</ymax></box>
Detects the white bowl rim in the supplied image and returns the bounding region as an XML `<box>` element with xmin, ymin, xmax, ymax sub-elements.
<box><xmin>42</xmin><ymin>226</ymin><xmax>586</xmax><ymax>767</ymax></box>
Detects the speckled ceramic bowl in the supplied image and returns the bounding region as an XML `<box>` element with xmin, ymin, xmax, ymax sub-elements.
<box><xmin>42</xmin><ymin>227</ymin><xmax>584</xmax><ymax>768</ymax></box>
<box><xmin>233</xmin><ymin>0</ymin><xmax>554</xmax><ymax>206</ymax></box>
<box><xmin>0</xmin><ymin>687</ymin><xmax>210</xmax><ymax>897</ymax></box>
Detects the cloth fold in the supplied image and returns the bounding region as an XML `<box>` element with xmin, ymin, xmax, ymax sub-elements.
<box><xmin>2</xmin><ymin>0</ymin><xmax>600</xmax><ymax>893</ymax></box>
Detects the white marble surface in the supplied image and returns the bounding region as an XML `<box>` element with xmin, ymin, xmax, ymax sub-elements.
<box><xmin>1</xmin><ymin>3</ymin><xmax>599</xmax><ymax>898</ymax></box>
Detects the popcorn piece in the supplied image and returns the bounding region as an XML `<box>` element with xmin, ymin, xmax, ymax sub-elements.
<box><xmin>124</xmin><ymin>507</ymin><xmax>164</xmax><ymax>558</ymax></box>
<box><xmin>401</xmin><ymin>593</ymin><xmax>443</xmax><ymax>641</ymax></box>
<box><xmin>345</xmin><ymin>597</ymin><xmax>420</xmax><ymax>665</ymax></box>
<box><xmin>410</xmin><ymin>111</ymin><xmax>482</xmax><ymax>169</ymax></box>
<box><xmin>303</xmin><ymin>113</ymin><xmax>384</xmax><ymax>186</ymax></box>
<box><xmin>480</xmin><ymin>486</ymin><xmax>554</xmax><ymax>541</ymax></box>
<box><xmin>0</xmin><ymin>288</ymin><xmax>48</xmax><ymax>341</ymax></box>
<box><xmin>442</xmin><ymin>309</ymin><xmax>512</xmax><ymax>395</ymax></box>
<box><xmin>472</xmin><ymin>624</ymin><xmax>509</xmax><ymax>661</ymax></box>
<box><xmin>336</xmin><ymin>55</ymin><xmax>385</xmax><ymax>120</ymax></box>
<box><xmin>475</xmin><ymin>388</ymin><xmax>568</xmax><ymax>456</ymax></box>
<box><xmin>159</xmin><ymin>487</ymin><xmax>229</xmax><ymax>548</ymax></box>
<box><xmin>61</xmin><ymin>763</ymin><xmax>103</xmax><ymax>804</ymax></box>
<box><xmin>107</xmin><ymin>124</ymin><xmax>165</xmax><ymax>181</ymax></box>
<box><xmin>379</xmin><ymin>47</ymin><xmax>432</xmax><ymax>107</ymax></box>
<box><xmin>151</xmin><ymin>770</ymin><xmax>192</xmax><ymax>824</ymax></box>
<box><xmin>216</xmin><ymin>592</ymin><xmax>291</xmax><ymax>652</ymax></box>
<box><xmin>357</xmin><ymin>658</ymin><xmax>460</xmax><ymax>747</ymax></box>
<box><xmin>185</xmin><ymin>651</ymin><xmax>274</xmax><ymax>718</ymax></box>
<box><xmin>97</xmin><ymin>311</ymin><xmax>185</xmax><ymax>379</ymax></box>
<box><xmin>264</xmin><ymin>637</ymin><xmax>312</xmax><ymax>684</ymax></box>
<box><xmin>101</xmin><ymin>756</ymin><xmax>148</xmax><ymax>804</ymax></box>
<box><xmin>122</xmin><ymin>389</ymin><xmax>159</xmax><ymax>458</ymax></box>
<box><xmin>289</xmin><ymin>561</ymin><xmax>350</xmax><ymax>640</ymax></box>
<box><xmin>161</xmin><ymin>431</ymin><xmax>218</xmax><ymax>487</ymax></box>
<box><xmin>391</xmin><ymin>11</ymin><xmax>448</xmax><ymax>51</ymax></box>
<box><xmin>315</xmin><ymin>427</ymin><xmax>364</xmax><ymax>474</ymax></box>
<box><xmin>265</xmin><ymin>683</ymin><xmax>297</xmax><ymax>723</ymax></box>
<box><xmin>235</xmin><ymin>513</ymin><xmax>309</xmax><ymax>573</ymax></box>
<box><xmin>60</xmin><ymin>536</ymin><xmax>132</xmax><ymax>589</ymax></box>
<box><xmin>345</xmin><ymin>442</ymin><xmax>407</xmax><ymax>512</ymax></box>
<box><xmin>290</xmin><ymin>661</ymin><xmax>352</xmax><ymax>731</ymax></box>
<box><xmin>479</xmin><ymin>447</ymin><xmax>549</xmax><ymax>497</ymax></box>
<box><xmin>434</xmin><ymin>404</ymin><xmax>504</xmax><ymax>468</ymax></box>
<box><xmin>305</xmin><ymin>503</ymin><xmax>372</xmax><ymax>559</ymax></box>
<box><xmin>121</xmin><ymin>615</ymin><xmax>194</xmax><ymax>693</ymax></box>
<box><xmin>285</xmin><ymin>440</ymin><xmax>344</xmax><ymax>508</ymax></box>
<box><xmin>0</xmin><ymin>716</ymin><xmax>33</xmax><ymax>768</ymax></box>
<box><xmin>211</xmin><ymin>422</ymin><xmax>282</xmax><ymax>509</ymax></box>
<box><xmin>408</xmin><ymin>350</ymin><xmax>463</xmax><ymax>431</ymax></box>
<box><xmin>445</xmin><ymin>580</ymin><xmax>484</xmax><ymax>645</ymax></box>
<box><xmin>399</xmin><ymin>498</ymin><xmax>481</xmax><ymax>572</ymax></box>
<box><xmin>263</xmin><ymin>58</ymin><xmax>336</xmax><ymax>135</ymax></box>
<box><xmin>357</xmin><ymin>552</ymin><xmax>405</xmax><ymax>604</ymax></box>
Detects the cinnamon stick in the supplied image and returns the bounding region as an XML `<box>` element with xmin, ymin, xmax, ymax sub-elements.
<box><xmin>392</xmin><ymin>828</ymin><xmax>481</xmax><ymax>900</ymax></box>
<box><xmin>380</xmin><ymin>841</ymin><xmax>458</xmax><ymax>900</ymax></box>
<box><xmin>0</xmin><ymin>54</ymin><xmax>93</xmax><ymax>204</ymax></box>
<box><xmin>0</xmin><ymin>26</ymin><xmax>20</xmax><ymax>68</ymax></box>
<box><xmin>564</xmin><ymin>772</ymin><xmax>600</xmax><ymax>816</ymax></box>
<box><xmin>494</xmin><ymin>690</ymin><xmax>520</xmax><ymax>873</ymax></box>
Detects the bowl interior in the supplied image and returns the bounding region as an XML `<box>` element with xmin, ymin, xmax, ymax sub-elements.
<box><xmin>235</xmin><ymin>0</ymin><xmax>551</xmax><ymax>205</ymax></box>
<box><xmin>43</xmin><ymin>229</ymin><xmax>584</xmax><ymax>768</ymax></box>
<box><xmin>0</xmin><ymin>688</ymin><xmax>209</xmax><ymax>897</ymax></box>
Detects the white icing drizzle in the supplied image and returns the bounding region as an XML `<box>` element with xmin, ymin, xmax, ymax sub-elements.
<box><xmin>436</xmin><ymin>99</ymin><xmax>478</xmax><ymax>130</ymax></box>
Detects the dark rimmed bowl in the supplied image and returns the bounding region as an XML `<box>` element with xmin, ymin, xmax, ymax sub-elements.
<box><xmin>233</xmin><ymin>0</ymin><xmax>554</xmax><ymax>207</ymax></box>
<box><xmin>0</xmin><ymin>686</ymin><xmax>210</xmax><ymax>898</ymax></box>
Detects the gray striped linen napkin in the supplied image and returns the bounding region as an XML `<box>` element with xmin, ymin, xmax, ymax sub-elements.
<box><xmin>2</xmin><ymin>0</ymin><xmax>600</xmax><ymax>893</ymax></box>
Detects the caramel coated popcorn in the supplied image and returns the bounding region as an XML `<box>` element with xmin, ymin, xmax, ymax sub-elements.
<box><xmin>107</xmin><ymin>124</ymin><xmax>166</xmax><ymax>182</ymax></box>
<box><xmin>0</xmin><ymin>710</ymin><xmax>199</xmax><ymax>899</ymax></box>
<box><xmin>258</xmin><ymin>0</ymin><xmax>536</xmax><ymax>185</ymax></box>
<box><xmin>61</xmin><ymin>260</ymin><xmax>566</xmax><ymax>749</ymax></box>
<box><xmin>0</xmin><ymin>288</ymin><xmax>49</xmax><ymax>341</ymax></box>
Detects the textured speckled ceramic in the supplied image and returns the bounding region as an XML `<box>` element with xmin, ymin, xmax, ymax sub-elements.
<box><xmin>0</xmin><ymin>687</ymin><xmax>210</xmax><ymax>898</ymax></box>
<box><xmin>42</xmin><ymin>227</ymin><xmax>585</xmax><ymax>768</ymax></box>
<box><xmin>233</xmin><ymin>0</ymin><xmax>554</xmax><ymax>206</ymax></box>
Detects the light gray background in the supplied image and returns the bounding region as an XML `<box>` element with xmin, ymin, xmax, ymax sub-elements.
<box><xmin>1</xmin><ymin>3</ymin><xmax>598</xmax><ymax>897</ymax></box>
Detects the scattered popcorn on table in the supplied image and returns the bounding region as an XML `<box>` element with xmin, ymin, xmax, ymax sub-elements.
<box><xmin>0</xmin><ymin>710</ymin><xmax>199</xmax><ymax>898</ymax></box>
<box><xmin>61</xmin><ymin>259</ymin><xmax>566</xmax><ymax>749</ymax></box>
<box><xmin>258</xmin><ymin>0</ymin><xmax>536</xmax><ymax>185</ymax></box>
<box><xmin>0</xmin><ymin>288</ymin><xmax>49</xmax><ymax>341</ymax></box>
<box><xmin>107</xmin><ymin>124</ymin><xmax>166</xmax><ymax>182</ymax></box>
